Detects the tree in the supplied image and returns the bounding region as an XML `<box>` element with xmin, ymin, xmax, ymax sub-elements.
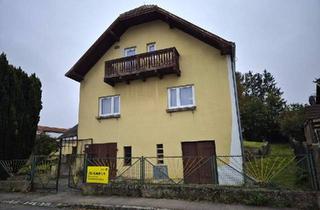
<box><xmin>236</xmin><ymin>70</ymin><xmax>286</xmax><ymax>142</ymax></box>
<box><xmin>0</xmin><ymin>53</ymin><xmax>42</xmax><ymax>160</ymax></box>
<box><xmin>33</xmin><ymin>134</ymin><xmax>58</xmax><ymax>156</ymax></box>
<box><xmin>279</xmin><ymin>104</ymin><xmax>306</xmax><ymax>141</ymax></box>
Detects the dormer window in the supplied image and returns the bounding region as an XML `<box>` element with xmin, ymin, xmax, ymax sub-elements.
<box><xmin>147</xmin><ymin>42</ymin><xmax>156</xmax><ymax>52</ymax></box>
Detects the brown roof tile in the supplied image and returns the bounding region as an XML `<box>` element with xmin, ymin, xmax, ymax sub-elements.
<box><xmin>37</xmin><ymin>125</ymin><xmax>68</xmax><ymax>134</ymax></box>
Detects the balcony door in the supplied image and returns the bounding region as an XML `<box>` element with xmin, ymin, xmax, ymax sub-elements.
<box><xmin>124</xmin><ymin>47</ymin><xmax>136</xmax><ymax>72</ymax></box>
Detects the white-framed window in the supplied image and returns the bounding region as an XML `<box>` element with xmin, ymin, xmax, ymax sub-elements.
<box><xmin>124</xmin><ymin>47</ymin><xmax>136</xmax><ymax>57</ymax></box>
<box><xmin>99</xmin><ymin>95</ymin><xmax>120</xmax><ymax>117</ymax></box>
<box><xmin>147</xmin><ymin>42</ymin><xmax>156</xmax><ymax>52</ymax></box>
<box><xmin>168</xmin><ymin>85</ymin><xmax>195</xmax><ymax>109</ymax></box>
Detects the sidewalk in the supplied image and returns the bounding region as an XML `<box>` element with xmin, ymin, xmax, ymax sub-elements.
<box><xmin>0</xmin><ymin>191</ymin><xmax>295</xmax><ymax>210</ymax></box>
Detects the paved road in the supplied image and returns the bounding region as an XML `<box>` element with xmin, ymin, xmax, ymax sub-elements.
<box><xmin>0</xmin><ymin>203</ymin><xmax>95</xmax><ymax>210</ymax></box>
<box><xmin>0</xmin><ymin>191</ymin><xmax>296</xmax><ymax>210</ymax></box>
<box><xmin>0</xmin><ymin>203</ymin><xmax>71</xmax><ymax>210</ymax></box>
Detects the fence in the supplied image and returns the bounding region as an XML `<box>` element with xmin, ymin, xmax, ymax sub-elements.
<box><xmin>65</xmin><ymin>154</ymin><xmax>318</xmax><ymax>191</ymax></box>
<box><xmin>31</xmin><ymin>155</ymin><xmax>60</xmax><ymax>191</ymax></box>
<box><xmin>0</xmin><ymin>159</ymin><xmax>31</xmax><ymax>185</ymax></box>
<box><xmin>0</xmin><ymin>154</ymin><xmax>318</xmax><ymax>191</ymax></box>
<box><xmin>0</xmin><ymin>155</ymin><xmax>60</xmax><ymax>191</ymax></box>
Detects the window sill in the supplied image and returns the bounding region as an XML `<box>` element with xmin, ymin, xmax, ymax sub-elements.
<box><xmin>96</xmin><ymin>114</ymin><xmax>120</xmax><ymax>120</ymax></box>
<box><xmin>166</xmin><ymin>106</ymin><xmax>196</xmax><ymax>113</ymax></box>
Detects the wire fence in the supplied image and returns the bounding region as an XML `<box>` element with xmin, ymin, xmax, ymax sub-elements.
<box><xmin>0</xmin><ymin>155</ymin><xmax>60</xmax><ymax>191</ymax></box>
<box><xmin>79</xmin><ymin>154</ymin><xmax>317</xmax><ymax>190</ymax></box>
<box><xmin>0</xmin><ymin>159</ymin><xmax>31</xmax><ymax>182</ymax></box>
<box><xmin>0</xmin><ymin>154</ymin><xmax>318</xmax><ymax>191</ymax></box>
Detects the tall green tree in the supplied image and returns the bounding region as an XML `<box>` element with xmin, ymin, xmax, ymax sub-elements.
<box><xmin>236</xmin><ymin>70</ymin><xmax>286</xmax><ymax>142</ymax></box>
<box><xmin>0</xmin><ymin>53</ymin><xmax>42</xmax><ymax>160</ymax></box>
<box><xmin>279</xmin><ymin>104</ymin><xmax>306</xmax><ymax>141</ymax></box>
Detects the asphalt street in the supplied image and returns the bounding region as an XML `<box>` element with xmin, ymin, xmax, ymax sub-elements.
<box><xmin>0</xmin><ymin>203</ymin><xmax>72</xmax><ymax>210</ymax></box>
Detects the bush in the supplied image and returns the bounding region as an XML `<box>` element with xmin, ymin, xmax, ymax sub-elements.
<box><xmin>33</xmin><ymin>134</ymin><xmax>58</xmax><ymax>155</ymax></box>
<box><xmin>17</xmin><ymin>164</ymin><xmax>31</xmax><ymax>175</ymax></box>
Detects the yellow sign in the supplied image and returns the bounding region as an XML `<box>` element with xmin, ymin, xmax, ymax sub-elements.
<box><xmin>86</xmin><ymin>166</ymin><xmax>109</xmax><ymax>184</ymax></box>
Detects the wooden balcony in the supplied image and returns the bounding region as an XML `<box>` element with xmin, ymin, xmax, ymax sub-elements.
<box><xmin>306</xmin><ymin>104</ymin><xmax>320</xmax><ymax>120</ymax></box>
<box><xmin>104</xmin><ymin>47</ymin><xmax>180</xmax><ymax>86</ymax></box>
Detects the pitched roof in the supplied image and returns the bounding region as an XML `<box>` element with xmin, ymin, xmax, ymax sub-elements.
<box><xmin>58</xmin><ymin>124</ymin><xmax>78</xmax><ymax>139</ymax></box>
<box><xmin>37</xmin><ymin>125</ymin><xmax>68</xmax><ymax>134</ymax></box>
<box><xmin>65</xmin><ymin>5</ymin><xmax>235</xmax><ymax>82</ymax></box>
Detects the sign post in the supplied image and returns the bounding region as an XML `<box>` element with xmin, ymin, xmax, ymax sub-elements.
<box><xmin>86</xmin><ymin>166</ymin><xmax>109</xmax><ymax>184</ymax></box>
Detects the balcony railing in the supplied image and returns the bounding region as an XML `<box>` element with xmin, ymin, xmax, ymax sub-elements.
<box><xmin>104</xmin><ymin>47</ymin><xmax>180</xmax><ymax>86</ymax></box>
<box><xmin>306</xmin><ymin>104</ymin><xmax>320</xmax><ymax>120</ymax></box>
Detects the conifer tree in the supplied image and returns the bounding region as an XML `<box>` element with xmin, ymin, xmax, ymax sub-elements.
<box><xmin>0</xmin><ymin>53</ymin><xmax>42</xmax><ymax>160</ymax></box>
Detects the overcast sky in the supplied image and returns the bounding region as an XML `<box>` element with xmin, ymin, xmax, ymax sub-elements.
<box><xmin>0</xmin><ymin>0</ymin><xmax>319</xmax><ymax>128</ymax></box>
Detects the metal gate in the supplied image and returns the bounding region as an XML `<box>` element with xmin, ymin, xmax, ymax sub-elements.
<box><xmin>31</xmin><ymin>155</ymin><xmax>60</xmax><ymax>191</ymax></box>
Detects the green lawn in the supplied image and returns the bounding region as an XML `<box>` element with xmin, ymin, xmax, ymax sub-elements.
<box><xmin>268</xmin><ymin>143</ymin><xmax>295</xmax><ymax>156</ymax></box>
<box><xmin>244</xmin><ymin>142</ymin><xmax>310</xmax><ymax>189</ymax></box>
<box><xmin>243</xmin><ymin>140</ymin><xmax>267</xmax><ymax>149</ymax></box>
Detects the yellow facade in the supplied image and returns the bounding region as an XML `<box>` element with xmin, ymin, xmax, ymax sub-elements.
<box><xmin>78</xmin><ymin>20</ymin><xmax>236</xmax><ymax>157</ymax></box>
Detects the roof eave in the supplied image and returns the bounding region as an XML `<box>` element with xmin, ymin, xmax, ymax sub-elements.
<box><xmin>65</xmin><ymin>5</ymin><xmax>235</xmax><ymax>82</ymax></box>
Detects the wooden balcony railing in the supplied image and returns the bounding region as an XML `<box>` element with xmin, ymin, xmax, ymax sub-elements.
<box><xmin>104</xmin><ymin>47</ymin><xmax>180</xmax><ymax>86</ymax></box>
<box><xmin>306</xmin><ymin>104</ymin><xmax>320</xmax><ymax>120</ymax></box>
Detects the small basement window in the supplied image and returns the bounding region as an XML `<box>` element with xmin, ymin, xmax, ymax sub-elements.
<box><xmin>124</xmin><ymin>146</ymin><xmax>132</xmax><ymax>166</ymax></box>
<box><xmin>168</xmin><ymin>85</ymin><xmax>195</xmax><ymax>110</ymax></box>
<box><xmin>99</xmin><ymin>95</ymin><xmax>120</xmax><ymax>117</ymax></box>
<box><xmin>157</xmin><ymin>144</ymin><xmax>164</xmax><ymax>164</ymax></box>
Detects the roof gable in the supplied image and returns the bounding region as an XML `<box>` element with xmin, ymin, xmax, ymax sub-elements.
<box><xmin>65</xmin><ymin>5</ymin><xmax>235</xmax><ymax>82</ymax></box>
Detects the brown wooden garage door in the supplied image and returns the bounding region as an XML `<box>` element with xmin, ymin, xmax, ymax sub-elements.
<box><xmin>85</xmin><ymin>143</ymin><xmax>117</xmax><ymax>178</ymax></box>
<box><xmin>181</xmin><ymin>141</ymin><xmax>217</xmax><ymax>184</ymax></box>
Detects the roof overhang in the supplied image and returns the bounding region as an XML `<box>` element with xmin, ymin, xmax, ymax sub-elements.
<box><xmin>65</xmin><ymin>5</ymin><xmax>235</xmax><ymax>82</ymax></box>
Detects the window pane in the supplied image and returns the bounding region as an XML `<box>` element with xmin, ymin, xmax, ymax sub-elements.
<box><xmin>180</xmin><ymin>86</ymin><xmax>193</xmax><ymax>106</ymax></box>
<box><xmin>148</xmin><ymin>44</ymin><xmax>155</xmax><ymax>52</ymax></box>
<box><xmin>125</xmin><ymin>48</ymin><xmax>136</xmax><ymax>56</ymax></box>
<box><xmin>113</xmin><ymin>96</ymin><xmax>120</xmax><ymax>114</ymax></box>
<box><xmin>101</xmin><ymin>98</ymin><xmax>112</xmax><ymax>115</ymax></box>
<box><xmin>169</xmin><ymin>88</ymin><xmax>177</xmax><ymax>107</ymax></box>
<box><xmin>156</xmin><ymin>144</ymin><xmax>164</xmax><ymax>164</ymax></box>
<box><xmin>156</xmin><ymin>144</ymin><xmax>163</xmax><ymax>149</ymax></box>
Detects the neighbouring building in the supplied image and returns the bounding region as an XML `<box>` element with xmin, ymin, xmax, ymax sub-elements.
<box><xmin>304</xmin><ymin>79</ymin><xmax>320</xmax><ymax>189</ymax></box>
<box><xmin>65</xmin><ymin>5</ymin><xmax>243</xmax><ymax>184</ymax></box>
<box><xmin>57</xmin><ymin>124</ymin><xmax>92</xmax><ymax>155</ymax></box>
<box><xmin>59</xmin><ymin>124</ymin><xmax>78</xmax><ymax>141</ymax></box>
<box><xmin>58</xmin><ymin>124</ymin><xmax>78</xmax><ymax>155</ymax></box>
<box><xmin>37</xmin><ymin>125</ymin><xmax>67</xmax><ymax>139</ymax></box>
<box><xmin>305</xmin><ymin>79</ymin><xmax>320</xmax><ymax>144</ymax></box>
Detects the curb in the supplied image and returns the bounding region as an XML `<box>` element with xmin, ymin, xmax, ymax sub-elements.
<box><xmin>0</xmin><ymin>199</ymin><xmax>171</xmax><ymax>210</ymax></box>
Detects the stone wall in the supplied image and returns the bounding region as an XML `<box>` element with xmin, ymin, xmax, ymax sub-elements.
<box><xmin>0</xmin><ymin>180</ymin><xmax>30</xmax><ymax>192</ymax></box>
<box><xmin>82</xmin><ymin>183</ymin><xmax>320</xmax><ymax>210</ymax></box>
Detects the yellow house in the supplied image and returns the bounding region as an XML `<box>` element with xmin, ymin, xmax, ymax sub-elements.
<box><xmin>66</xmin><ymin>5</ymin><xmax>243</xmax><ymax>184</ymax></box>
